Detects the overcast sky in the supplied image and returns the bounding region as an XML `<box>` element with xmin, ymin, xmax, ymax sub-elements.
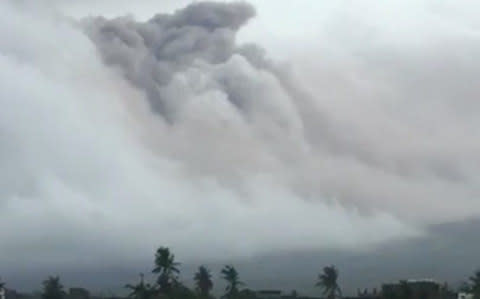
<box><xmin>1</xmin><ymin>0</ymin><xmax>480</xmax><ymax>294</ymax></box>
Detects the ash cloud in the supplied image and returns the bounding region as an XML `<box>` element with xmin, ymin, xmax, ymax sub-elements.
<box><xmin>83</xmin><ymin>2</ymin><xmax>256</xmax><ymax>119</ymax></box>
<box><xmin>81</xmin><ymin>1</ymin><xmax>318</xmax><ymax>197</ymax></box>
<box><xmin>0</xmin><ymin>0</ymin><xmax>415</xmax><ymax>276</ymax></box>
<box><xmin>3</xmin><ymin>0</ymin><xmax>480</xmax><ymax>286</ymax></box>
<box><xmin>80</xmin><ymin>0</ymin><xmax>480</xmax><ymax>224</ymax></box>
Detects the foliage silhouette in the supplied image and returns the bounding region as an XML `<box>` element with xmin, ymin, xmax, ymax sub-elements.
<box><xmin>470</xmin><ymin>270</ymin><xmax>480</xmax><ymax>299</ymax></box>
<box><xmin>316</xmin><ymin>265</ymin><xmax>342</xmax><ymax>299</ymax></box>
<box><xmin>194</xmin><ymin>266</ymin><xmax>213</xmax><ymax>298</ymax></box>
<box><xmin>221</xmin><ymin>265</ymin><xmax>244</xmax><ymax>299</ymax></box>
<box><xmin>170</xmin><ymin>281</ymin><xmax>197</xmax><ymax>299</ymax></box>
<box><xmin>41</xmin><ymin>276</ymin><xmax>65</xmax><ymax>299</ymax></box>
<box><xmin>125</xmin><ymin>273</ymin><xmax>157</xmax><ymax>299</ymax></box>
<box><xmin>152</xmin><ymin>247</ymin><xmax>180</xmax><ymax>295</ymax></box>
<box><xmin>399</xmin><ymin>280</ymin><xmax>412</xmax><ymax>299</ymax></box>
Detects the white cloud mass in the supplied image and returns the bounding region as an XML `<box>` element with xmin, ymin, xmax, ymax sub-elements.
<box><xmin>1</xmin><ymin>0</ymin><xmax>480</xmax><ymax>272</ymax></box>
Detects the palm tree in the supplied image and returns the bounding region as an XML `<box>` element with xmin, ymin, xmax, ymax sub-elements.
<box><xmin>194</xmin><ymin>266</ymin><xmax>213</xmax><ymax>298</ymax></box>
<box><xmin>41</xmin><ymin>276</ymin><xmax>65</xmax><ymax>299</ymax></box>
<box><xmin>221</xmin><ymin>265</ymin><xmax>243</xmax><ymax>299</ymax></box>
<box><xmin>152</xmin><ymin>247</ymin><xmax>180</xmax><ymax>295</ymax></box>
<box><xmin>316</xmin><ymin>265</ymin><xmax>342</xmax><ymax>299</ymax></box>
<box><xmin>125</xmin><ymin>273</ymin><xmax>157</xmax><ymax>299</ymax></box>
<box><xmin>470</xmin><ymin>270</ymin><xmax>480</xmax><ymax>299</ymax></box>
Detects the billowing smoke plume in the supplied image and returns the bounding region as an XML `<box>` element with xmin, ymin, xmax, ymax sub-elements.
<box><xmin>83</xmin><ymin>2</ymin><xmax>256</xmax><ymax>120</ymax></box>
<box><xmin>3</xmin><ymin>0</ymin><xmax>480</xmax><ymax>281</ymax></box>
<box><xmin>80</xmin><ymin>1</ymin><xmax>480</xmax><ymax>224</ymax></box>
<box><xmin>0</xmin><ymin>1</ymin><xmax>415</xmax><ymax>272</ymax></box>
<box><xmin>80</xmin><ymin>2</ymin><xmax>315</xmax><ymax>191</ymax></box>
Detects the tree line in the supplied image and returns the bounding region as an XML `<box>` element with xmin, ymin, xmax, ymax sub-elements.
<box><xmin>36</xmin><ymin>247</ymin><xmax>341</xmax><ymax>299</ymax></box>
<box><xmin>6</xmin><ymin>246</ymin><xmax>480</xmax><ymax>299</ymax></box>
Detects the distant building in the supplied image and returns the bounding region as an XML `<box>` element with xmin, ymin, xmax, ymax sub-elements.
<box><xmin>1</xmin><ymin>288</ymin><xmax>39</xmax><ymax>299</ymax></box>
<box><xmin>10</xmin><ymin>291</ymin><xmax>40</xmax><ymax>299</ymax></box>
<box><xmin>0</xmin><ymin>284</ymin><xmax>5</xmax><ymax>299</ymax></box>
<box><xmin>344</xmin><ymin>287</ymin><xmax>380</xmax><ymax>299</ymax></box>
<box><xmin>382</xmin><ymin>279</ymin><xmax>441</xmax><ymax>299</ymax></box>
<box><xmin>458</xmin><ymin>293</ymin><xmax>473</xmax><ymax>299</ymax></box>
<box><xmin>68</xmin><ymin>288</ymin><xmax>90</xmax><ymax>299</ymax></box>
<box><xmin>5</xmin><ymin>289</ymin><xmax>20</xmax><ymax>299</ymax></box>
<box><xmin>256</xmin><ymin>290</ymin><xmax>283</xmax><ymax>299</ymax></box>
